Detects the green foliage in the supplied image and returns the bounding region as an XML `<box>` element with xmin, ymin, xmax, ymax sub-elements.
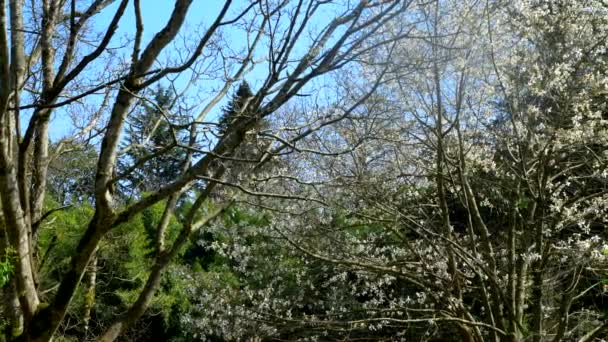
<box><xmin>101</xmin><ymin>212</ymin><xmax>154</xmax><ymax>305</ymax></box>
<box><xmin>516</xmin><ymin>196</ymin><xmax>530</xmax><ymax>209</ymax></box>
<box><xmin>38</xmin><ymin>198</ymin><xmax>94</xmax><ymax>278</ymax></box>
<box><xmin>141</xmin><ymin>199</ymin><xmax>182</xmax><ymax>253</ymax></box>
<box><xmin>36</xmin><ymin>195</ymin><xmax>195</xmax><ymax>339</ymax></box>
<box><xmin>0</xmin><ymin>248</ymin><xmax>15</xmax><ymax>289</ymax></box>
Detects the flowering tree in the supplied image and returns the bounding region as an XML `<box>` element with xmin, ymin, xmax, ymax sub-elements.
<box><xmin>181</xmin><ymin>1</ymin><xmax>608</xmax><ymax>341</ymax></box>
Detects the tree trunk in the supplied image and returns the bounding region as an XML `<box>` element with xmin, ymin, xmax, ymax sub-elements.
<box><xmin>83</xmin><ymin>252</ymin><xmax>97</xmax><ymax>339</ymax></box>
<box><xmin>25</xmin><ymin>214</ymin><xmax>109</xmax><ymax>342</ymax></box>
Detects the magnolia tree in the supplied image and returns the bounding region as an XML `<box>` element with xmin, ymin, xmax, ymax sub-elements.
<box><xmin>0</xmin><ymin>0</ymin><xmax>413</xmax><ymax>341</ymax></box>
<box><xmin>183</xmin><ymin>0</ymin><xmax>608</xmax><ymax>341</ymax></box>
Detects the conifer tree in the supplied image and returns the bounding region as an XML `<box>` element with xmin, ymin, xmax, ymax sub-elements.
<box><xmin>119</xmin><ymin>86</ymin><xmax>188</xmax><ymax>194</ymax></box>
<box><xmin>216</xmin><ymin>81</ymin><xmax>276</xmax><ymax>187</ymax></box>
<box><xmin>218</xmin><ymin>81</ymin><xmax>254</xmax><ymax>135</ymax></box>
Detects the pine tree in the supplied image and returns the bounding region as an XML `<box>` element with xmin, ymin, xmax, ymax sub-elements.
<box><xmin>218</xmin><ymin>81</ymin><xmax>254</xmax><ymax>135</ymax></box>
<box><xmin>119</xmin><ymin>85</ymin><xmax>188</xmax><ymax>195</ymax></box>
<box><xmin>215</xmin><ymin>81</ymin><xmax>277</xmax><ymax>187</ymax></box>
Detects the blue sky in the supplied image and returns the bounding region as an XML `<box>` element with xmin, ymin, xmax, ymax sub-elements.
<box><xmin>101</xmin><ymin>1</ymin><xmax>230</xmax><ymax>48</ymax></box>
<box><xmin>48</xmin><ymin>1</ymin><xmax>252</xmax><ymax>140</ymax></box>
<box><xmin>48</xmin><ymin>0</ymin><xmax>341</xmax><ymax>141</ymax></box>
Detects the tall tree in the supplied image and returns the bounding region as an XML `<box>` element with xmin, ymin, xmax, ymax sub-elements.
<box><xmin>215</xmin><ymin>81</ymin><xmax>275</xmax><ymax>188</ymax></box>
<box><xmin>218</xmin><ymin>81</ymin><xmax>254</xmax><ymax>136</ymax></box>
<box><xmin>119</xmin><ymin>85</ymin><xmax>188</xmax><ymax>195</ymax></box>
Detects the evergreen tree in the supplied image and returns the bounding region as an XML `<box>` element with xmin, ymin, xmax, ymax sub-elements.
<box><xmin>215</xmin><ymin>81</ymin><xmax>276</xmax><ymax>186</ymax></box>
<box><xmin>119</xmin><ymin>86</ymin><xmax>188</xmax><ymax>195</ymax></box>
<box><xmin>218</xmin><ymin>81</ymin><xmax>254</xmax><ymax>135</ymax></box>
